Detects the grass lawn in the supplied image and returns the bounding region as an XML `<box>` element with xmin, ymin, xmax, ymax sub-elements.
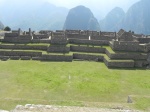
<box><xmin>0</xmin><ymin>60</ymin><xmax>150</xmax><ymax>111</ymax></box>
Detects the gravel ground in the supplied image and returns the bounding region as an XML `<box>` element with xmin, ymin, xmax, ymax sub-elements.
<box><xmin>7</xmin><ymin>104</ymin><xmax>143</xmax><ymax>112</ymax></box>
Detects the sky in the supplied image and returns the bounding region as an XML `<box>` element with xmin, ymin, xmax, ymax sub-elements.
<box><xmin>0</xmin><ymin>0</ymin><xmax>140</xmax><ymax>19</ymax></box>
<box><xmin>48</xmin><ymin>0</ymin><xmax>140</xmax><ymax>18</ymax></box>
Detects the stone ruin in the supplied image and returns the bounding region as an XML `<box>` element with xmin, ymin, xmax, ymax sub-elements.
<box><xmin>0</xmin><ymin>28</ymin><xmax>150</xmax><ymax>68</ymax></box>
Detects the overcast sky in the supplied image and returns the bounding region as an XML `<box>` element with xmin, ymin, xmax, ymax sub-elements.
<box><xmin>0</xmin><ymin>0</ymin><xmax>140</xmax><ymax>18</ymax></box>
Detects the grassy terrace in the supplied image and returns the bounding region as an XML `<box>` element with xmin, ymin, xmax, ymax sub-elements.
<box><xmin>0</xmin><ymin>60</ymin><xmax>150</xmax><ymax>111</ymax></box>
<box><xmin>0</xmin><ymin>42</ymin><xmax>150</xmax><ymax>111</ymax></box>
<box><xmin>0</xmin><ymin>42</ymin><xmax>50</xmax><ymax>46</ymax></box>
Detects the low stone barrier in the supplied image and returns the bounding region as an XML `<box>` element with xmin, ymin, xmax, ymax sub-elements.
<box><xmin>105</xmin><ymin>49</ymin><xmax>148</xmax><ymax>60</ymax></box>
<box><xmin>47</xmin><ymin>46</ymin><xmax>70</xmax><ymax>53</ymax></box>
<box><xmin>10</xmin><ymin>56</ymin><xmax>20</xmax><ymax>60</ymax></box>
<box><xmin>41</xmin><ymin>54</ymin><xmax>73</xmax><ymax>62</ymax></box>
<box><xmin>0</xmin><ymin>45</ymin><xmax>48</xmax><ymax>50</ymax></box>
<box><xmin>91</xmin><ymin>35</ymin><xmax>116</xmax><ymax>41</ymax></box>
<box><xmin>66</xmin><ymin>34</ymin><xmax>89</xmax><ymax>39</ymax></box>
<box><xmin>31</xmin><ymin>39</ymin><xmax>51</xmax><ymax>43</ymax></box>
<box><xmin>0</xmin><ymin>51</ymin><xmax>42</xmax><ymax>57</ymax></box>
<box><xmin>0</xmin><ymin>56</ymin><xmax>9</xmax><ymax>61</ymax></box>
<box><xmin>103</xmin><ymin>57</ymin><xmax>134</xmax><ymax>68</ymax></box>
<box><xmin>69</xmin><ymin>39</ymin><xmax>109</xmax><ymax>45</ymax></box>
<box><xmin>21</xmin><ymin>56</ymin><xmax>31</xmax><ymax>60</ymax></box>
<box><xmin>70</xmin><ymin>46</ymin><xmax>105</xmax><ymax>53</ymax></box>
<box><xmin>73</xmin><ymin>53</ymin><xmax>104</xmax><ymax>61</ymax></box>
<box><xmin>134</xmin><ymin>60</ymin><xmax>149</xmax><ymax>67</ymax></box>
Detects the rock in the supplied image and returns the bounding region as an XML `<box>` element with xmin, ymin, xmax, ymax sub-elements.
<box><xmin>63</xmin><ymin>5</ymin><xmax>100</xmax><ymax>31</ymax></box>
<box><xmin>15</xmin><ymin>105</ymin><xmax>24</xmax><ymax>110</ymax></box>
<box><xmin>25</xmin><ymin>104</ymin><xmax>32</xmax><ymax>108</ymax></box>
<box><xmin>127</xmin><ymin>96</ymin><xmax>132</xmax><ymax>103</ymax></box>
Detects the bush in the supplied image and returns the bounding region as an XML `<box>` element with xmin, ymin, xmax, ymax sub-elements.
<box><xmin>4</xmin><ymin>26</ymin><xmax>11</xmax><ymax>31</ymax></box>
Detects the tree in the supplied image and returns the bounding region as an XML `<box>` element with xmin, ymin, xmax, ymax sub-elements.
<box><xmin>4</xmin><ymin>26</ymin><xmax>11</xmax><ymax>31</ymax></box>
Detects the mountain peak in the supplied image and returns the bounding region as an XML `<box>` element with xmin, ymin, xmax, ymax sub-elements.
<box><xmin>99</xmin><ymin>7</ymin><xmax>125</xmax><ymax>31</ymax></box>
<box><xmin>63</xmin><ymin>5</ymin><xmax>100</xmax><ymax>31</ymax></box>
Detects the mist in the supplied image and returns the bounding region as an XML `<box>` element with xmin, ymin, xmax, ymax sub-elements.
<box><xmin>0</xmin><ymin>0</ymin><xmax>139</xmax><ymax>19</ymax></box>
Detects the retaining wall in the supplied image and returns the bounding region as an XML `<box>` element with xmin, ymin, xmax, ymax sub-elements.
<box><xmin>66</xmin><ymin>34</ymin><xmax>89</xmax><ymax>39</ymax></box>
<box><xmin>70</xmin><ymin>46</ymin><xmax>105</xmax><ymax>53</ymax></box>
<box><xmin>91</xmin><ymin>35</ymin><xmax>116</xmax><ymax>41</ymax></box>
<box><xmin>5</xmin><ymin>33</ymin><xmax>18</xmax><ymax>37</ymax></box>
<box><xmin>105</xmin><ymin>49</ymin><xmax>148</xmax><ymax>60</ymax></box>
<box><xmin>47</xmin><ymin>46</ymin><xmax>70</xmax><ymax>53</ymax></box>
<box><xmin>137</xmin><ymin>38</ymin><xmax>150</xmax><ymax>43</ymax></box>
<box><xmin>51</xmin><ymin>36</ymin><xmax>67</xmax><ymax>45</ymax></box>
<box><xmin>69</xmin><ymin>39</ymin><xmax>109</xmax><ymax>45</ymax></box>
<box><xmin>41</xmin><ymin>54</ymin><xmax>73</xmax><ymax>62</ymax></box>
<box><xmin>134</xmin><ymin>60</ymin><xmax>149</xmax><ymax>67</ymax></box>
<box><xmin>73</xmin><ymin>53</ymin><xmax>104</xmax><ymax>61</ymax></box>
<box><xmin>0</xmin><ymin>45</ymin><xmax>48</xmax><ymax>50</ymax></box>
<box><xmin>110</xmin><ymin>41</ymin><xmax>144</xmax><ymax>52</ymax></box>
<box><xmin>103</xmin><ymin>58</ymin><xmax>134</xmax><ymax>68</ymax></box>
<box><xmin>33</xmin><ymin>34</ymin><xmax>49</xmax><ymax>39</ymax></box>
<box><xmin>0</xmin><ymin>51</ymin><xmax>42</xmax><ymax>57</ymax></box>
<box><xmin>31</xmin><ymin>39</ymin><xmax>51</xmax><ymax>43</ymax></box>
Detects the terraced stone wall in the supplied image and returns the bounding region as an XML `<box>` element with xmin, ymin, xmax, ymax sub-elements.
<box><xmin>0</xmin><ymin>45</ymin><xmax>47</xmax><ymax>50</ymax></box>
<box><xmin>73</xmin><ymin>53</ymin><xmax>103</xmax><ymax>61</ymax></box>
<box><xmin>70</xmin><ymin>46</ymin><xmax>105</xmax><ymax>53</ymax></box>
<box><xmin>0</xmin><ymin>51</ymin><xmax>42</xmax><ymax>57</ymax></box>
<box><xmin>47</xmin><ymin>46</ymin><xmax>70</xmax><ymax>53</ymax></box>
<box><xmin>110</xmin><ymin>40</ymin><xmax>144</xmax><ymax>52</ymax></box>
<box><xmin>41</xmin><ymin>54</ymin><xmax>73</xmax><ymax>62</ymax></box>
<box><xmin>69</xmin><ymin>39</ymin><xmax>109</xmax><ymax>45</ymax></box>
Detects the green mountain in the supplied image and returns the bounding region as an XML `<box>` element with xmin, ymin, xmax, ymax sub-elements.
<box><xmin>63</xmin><ymin>5</ymin><xmax>100</xmax><ymax>31</ymax></box>
<box><xmin>99</xmin><ymin>7</ymin><xmax>125</xmax><ymax>31</ymax></box>
<box><xmin>117</xmin><ymin>0</ymin><xmax>150</xmax><ymax>34</ymax></box>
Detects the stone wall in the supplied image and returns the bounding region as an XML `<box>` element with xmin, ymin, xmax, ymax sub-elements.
<box><xmin>70</xmin><ymin>45</ymin><xmax>105</xmax><ymax>53</ymax></box>
<box><xmin>0</xmin><ymin>51</ymin><xmax>42</xmax><ymax>57</ymax></box>
<box><xmin>47</xmin><ymin>46</ymin><xmax>70</xmax><ymax>53</ymax></box>
<box><xmin>51</xmin><ymin>35</ymin><xmax>67</xmax><ymax>45</ymax></box>
<box><xmin>5</xmin><ymin>33</ymin><xmax>18</xmax><ymax>37</ymax></box>
<box><xmin>118</xmin><ymin>32</ymin><xmax>134</xmax><ymax>41</ymax></box>
<box><xmin>4</xmin><ymin>35</ymin><xmax>32</xmax><ymax>43</ymax></box>
<box><xmin>91</xmin><ymin>35</ymin><xmax>116</xmax><ymax>41</ymax></box>
<box><xmin>31</xmin><ymin>39</ymin><xmax>51</xmax><ymax>43</ymax></box>
<box><xmin>69</xmin><ymin>39</ymin><xmax>109</xmax><ymax>45</ymax></box>
<box><xmin>100</xmin><ymin>32</ymin><xmax>116</xmax><ymax>37</ymax></box>
<box><xmin>137</xmin><ymin>38</ymin><xmax>150</xmax><ymax>43</ymax></box>
<box><xmin>134</xmin><ymin>60</ymin><xmax>148</xmax><ymax>67</ymax></box>
<box><xmin>21</xmin><ymin>56</ymin><xmax>31</xmax><ymax>60</ymax></box>
<box><xmin>66</xmin><ymin>34</ymin><xmax>89</xmax><ymax>39</ymax></box>
<box><xmin>66</xmin><ymin>30</ymin><xmax>80</xmax><ymax>34</ymax></box>
<box><xmin>110</xmin><ymin>40</ymin><xmax>144</xmax><ymax>52</ymax></box>
<box><xmin>103</xmin><ymin>57</ymin><xmax>134</xmax><ymax>68</ymax></box>
<box><xmin>0</xmin><ymin>45</ymin><xmax>48</xmax><ymax>50</ymax></box>
<box><xmin>73</xmin><ymin>53</ymin><xmax>104</xmax><ymax>61</ymax></box>
<box><xmin>105</xmin><ymin>49</ymin><xmax>148</xmax><ymax>60</ymax></box>
<box><xmin>41</xmin><ymin>54</ymin><xmax>73</xmax><ymax>62</ymax></box>
<box><xmin>33</xmin><ymin>34</ymin><xmax>49</xmax><ymax>39</ymax></box>
<box><xmin>10</xmin><ymin>56</ymin><xmax>20</xmax><ymax>60</ymax></box>
<box><xmin>39</xmin><ymin>30</ymin><xmax>52</xmax><ymax>34</ymax></box>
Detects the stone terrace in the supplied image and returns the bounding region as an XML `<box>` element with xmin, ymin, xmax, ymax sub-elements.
<box><xmin>0</xmin><ymin>28</ymin><xmax>150</xmax><ymax>68</ymax></box>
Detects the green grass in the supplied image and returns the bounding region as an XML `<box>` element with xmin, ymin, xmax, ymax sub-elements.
<box><xmin>0</xmin><ymin>60</ymin><xmax>150</xmax><ymax>111</ymax></box>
